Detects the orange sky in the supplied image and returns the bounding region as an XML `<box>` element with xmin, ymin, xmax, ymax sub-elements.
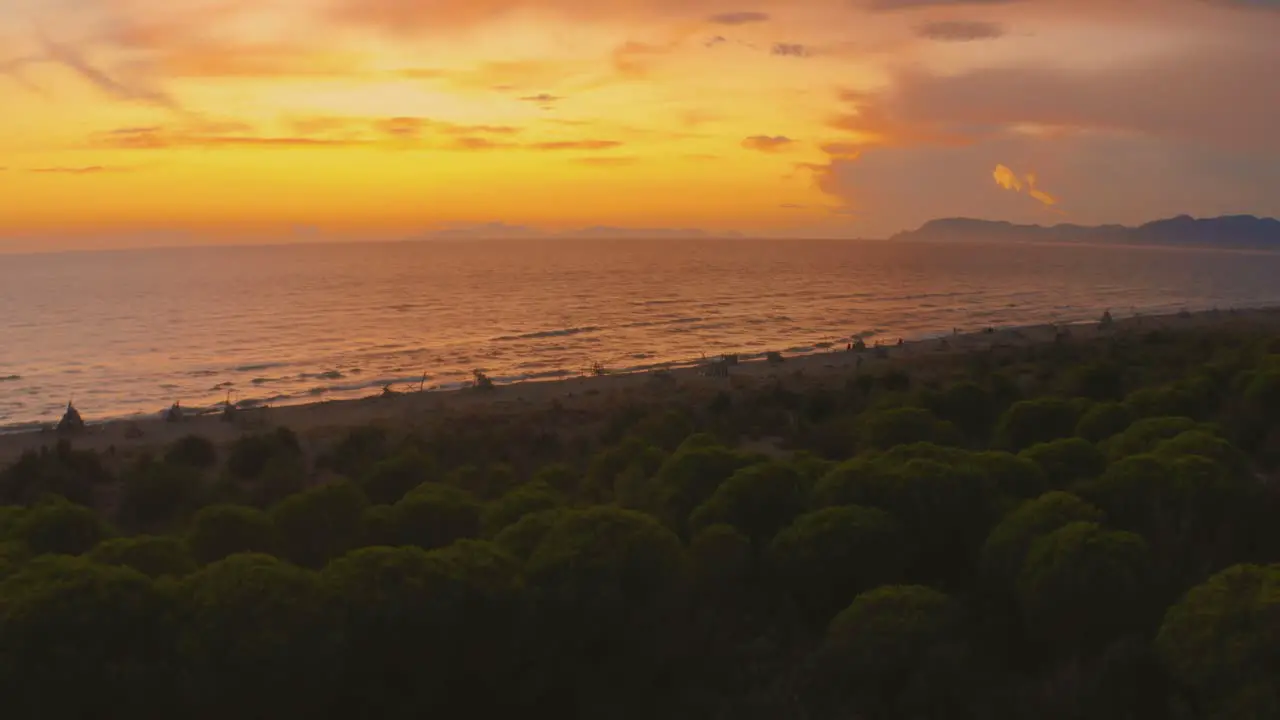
<box><xmin>2</xmin><ymin>0</ymin><xmax>1279</xmax><ymax>251</ymax></box>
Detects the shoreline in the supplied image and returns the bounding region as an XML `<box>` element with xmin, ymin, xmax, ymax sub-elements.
<box><xmin>6</xmin><ymin>301</ymin><xmax>1264</xmax><ymax>432</ymax></box>
<box><xmin>4</xmin><ymin>305</ymin><xmax>1279</xmax><ymax>464</ymax></box>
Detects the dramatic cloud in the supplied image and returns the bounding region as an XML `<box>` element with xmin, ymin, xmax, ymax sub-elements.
<box><xmin>914</xmin><ymin>20</ymin><xmax>1005</xmax><ymax>40</ymax></box>
<box><xmin>992</xmin><ymin>163</ymin><xmax>1022</xmax><ymax>192</ymax></box>
<box><xmin>993</xmin><ymin>163</ymin><xmax>1058</xmax><ymax>207</ymax></box>
<box><xmin>828</xmin><ymin>42</ymin><xmax>1280</xmax><ymax>152</ymax></box>
<box><xmin>741</xmin><ymin>135</ymin><xmax>797</xmax><ymax>152</ymax></box>
<box><xmin>6</xmin><ymin>0</ymin><xmax>1280</xmax><ymax>243</ymax></box>
<box><xmin>1200</xmin><ymin>0</ymin><xmax>1280</xmax><ymax>10</ymax></box>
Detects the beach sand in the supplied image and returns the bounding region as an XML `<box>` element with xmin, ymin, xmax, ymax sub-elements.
<box><xmin>3</xmin><ymin>307</ymin><xmax>1278</xmax><ymax>465</ymax></box>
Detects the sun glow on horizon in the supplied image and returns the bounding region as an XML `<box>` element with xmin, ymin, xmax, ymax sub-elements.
<box><xmin>1</xmin><ymin>0</ymin><xmax>1277</xmax><ymax>250</ymax></box>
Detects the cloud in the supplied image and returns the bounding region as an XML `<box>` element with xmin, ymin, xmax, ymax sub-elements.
<box><xmin>914</xmin><ymin>20</ymin><xmax>1005</xmax><ymax>41</ymax></box>
<box><xmin>1200</xmin><ymin>0</ymin><xmax>1280</xmax><ymax>10</ymax></box>
<box><xmin>863</xmin><ymin>0</ymin><xmax>1027</xmax><ymax>9</ymax></box>
<box><xmin>820</xmin><ymin>142</ymin><xmax>862</xmax><ymax>158</ymax></box>
<box><xmin>529</xmin><ymin>140</ymin><xmax>622</xmax><ymax>150</ymax></box>
<box><xmin>809</xmin><ymin>127</ymin><xmax>1280</xmax><ymax>237</ymax></box>
<box><xmin>771</xmin><ymin>43</ymin><xmax>812</xmax><ymax>57</ymax></box>
<box><xmin>517</xmin><ymin>93</ymin><xmax>563</xmax><ymax>108</ymax></box>
<box><xmin>376</xmin><ymin>117</ymin><xmax>423</xmax><ymax>137</ymax></box>
<box><xmin>443</xmin><ymin>137</ymin><xmax>621</xmax><ymax>151</ymax></box>
<box><xmin>519</xmin><ymin>93</ymin><xmax>562</xmax><ymax>102</ymax></box>
<box><xmin>708</xmin><ymin>11</ymin><xmax>771</xmax><ymax>24</ymax></box>
<box><xmin>573</xmin><ymin>156</ymin><xmax>639</xmax><ymax>166</ymax></box>
<box><xmin>28</xmin><ymin>166</ymin><xmax>124</xmax><ymax>175</ymax></box>
<box><xmin>742</xmin><ymin>135</ymin><xmax>797</xmax><ymax>152</ymax></box>
<box><xmin>826</xmin><ymin>43</ymin><xmax>1280</xmax><ymax>152</ymax></box>
<box><xmin>155</xmin><ymin>44</ymin><xmax>361</xmax><ymax>78</ymax></box>
<box><xmin>400</xmin><ymin>60</ymin><xmax>581</xmax><ymax>92</ymax></box>
<box><xmin>612</xmin><ymin>39</ymin><xmax>682</xmax><ymax>79</ymax></box>
<box><xmin>372</xmin><ymin>116</ymin><xmax>521</xmax><ymax>138</ymax></box>
<box><xmin>93</xmin><ymin>126</ymin><xmax>368</xmax><ymax>150</ymax></box>
<box><xmin>993</xmin><ymin>163</ymin><xmax>1058</xmax><ymax>207</ymax></box>
<box><xmin>992</xmin><ymin>163</ymin><xmax>1022</xmax><ymax>192</ymax></box>
<box><xmin>0</xmin><ymin>56</ymin><xmax>45</xmax><ymax>94</ymax></box>
<box><xmin>329</xmin><ymin>0</ymin><xmax>747</xmax><ymax>35</ymax></box>
<box><xmin>36</xmin><ymin>34</ymin><xmax>178</xmax><ymax>109</ymax></box>
<box><xmin>449</xmin><ymin>136</ymin><xmax>518</xmax><ymax>150</ymax></box>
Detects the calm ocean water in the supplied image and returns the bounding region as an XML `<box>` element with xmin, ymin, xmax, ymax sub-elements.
<box><xmin>2</xmin><ymin>238</ymin><xmax>1280</xmax><ymax>428</ymax></box>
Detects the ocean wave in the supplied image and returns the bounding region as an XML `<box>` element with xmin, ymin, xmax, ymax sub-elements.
<box><xmin>621</xmin><ymin>316</ymin><xmax>706</xmax><ymax>329</ymax></box>
<box><xmin>492</xmin><ymin>326</ymin><xmax>604</xmax><ymax>342</ymax></box>
<box><xmin>235</xmin><ymin>362</ymin><xmax>288</xmax><ymax>372</ymax></box>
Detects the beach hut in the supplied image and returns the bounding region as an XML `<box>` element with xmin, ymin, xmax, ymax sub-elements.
<box><xmin>56</xmin><ymin>401</ymin><xmax>85</xmax><ymax>435</ymax></box>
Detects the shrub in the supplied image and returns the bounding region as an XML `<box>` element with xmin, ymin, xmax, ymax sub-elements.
<box><xmin>1076</xmin><ymin>402</ymin><xmax>1134</xmax><ymax>443</ymax></box>
<box><xmin>769</xmin><ymin>505</ymin><xmax>905</xmax><ymax>624</ymax></box>
<box><xmin>1020</xmin><ymin>438</ymin><xmax>1106</xmax><ymax>488</ymax></box>
<box><xmin>361</xmin><ymin>450</ymin><xmax>437</xmax><ymax>505</ymax></box>
<box><xmin>13</xmin><ymin>498</ymin><xmax>111</xmax><ymax>556</ymax></box>
<box><xmin>1019</xmin><ymin>522</ymin><xmax>1151</xmax><ymax>652</ymax></box>
<box><xmin>994</xmin><ymin>399</ymin><xmax>1081</xmax><ymax>451</ymax></box>
<box><xmin>271</xmin><ymin>480</ymin><xmax>369</xmax><ymax>568</ymax></box>
<box><xmin>226</xmin><ymin>428</ymin><xmax>302</xmax><ymax>480</ymax></box>
<box><xmin>165</xmin><ymin>435</ymin><xmax>218</xmax><ymax>469</ymax></box>
<box><xmin>393</xmin><ymin>483</ymin><xmax>481</xmax><ymax>550</ymax></box>
<box><xmin>88</xmin><ymin>535</ymin><xmax>197</xmax><ymax>577</ymax></box>
<box><xmin>187</xmin><ymin>505</ymin><xmax>276</xmax><ymax>564</ymax></box>
<box><xmin>482</xmin><ymin>481</ymin><xmax>563</xmax><ymax>537</ymax></box>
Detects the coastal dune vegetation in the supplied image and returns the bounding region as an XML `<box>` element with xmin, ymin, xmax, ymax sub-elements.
<box><xmin>1</xmin><ymin>321</ymin><xmax>1279</xmax><ymax>718</ymax></box>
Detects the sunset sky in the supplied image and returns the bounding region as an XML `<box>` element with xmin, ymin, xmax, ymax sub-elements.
<box><xmin>2</xmin><ymin>0</ymin><xmax>1278</xmax><ymax>251</ymax></box>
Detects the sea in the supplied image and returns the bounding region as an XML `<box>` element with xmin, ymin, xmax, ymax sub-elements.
<box><xmin>3</xmin><ymin>237</ymin><xmax>1280</xmax><ymax>429</ymax></box>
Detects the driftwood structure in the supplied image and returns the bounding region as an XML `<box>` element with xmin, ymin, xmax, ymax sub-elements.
<box><xmin>701</xmin><ymin>358</ymin><xmax>732</xmax><ymax>378</ymax></box>
<box><xmin>163</xmin><ymin>402</ymin><xmax>184</xmax><ymax>423</ymax></box>
<box><xmin>56</xmin><ymin>401</ymin><xmax>85</xmax><ymax>435</ymax></box>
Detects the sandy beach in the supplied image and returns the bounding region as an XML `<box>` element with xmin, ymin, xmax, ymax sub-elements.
<box><xmin>3</xmin><ymin>306</ymin><xmax>1278</xmax><ymax>465</ymax></box>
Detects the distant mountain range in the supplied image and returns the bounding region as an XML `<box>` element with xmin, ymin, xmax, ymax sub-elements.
<box><xmin>414</xmin><ymin>222</ymin><xmax>744</xmax><ymax>241</ymax></box>
<box><xmin>891</xmin><ymin>215</ymin><xmax>1280</xmax><ymax>250</ymax></box>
